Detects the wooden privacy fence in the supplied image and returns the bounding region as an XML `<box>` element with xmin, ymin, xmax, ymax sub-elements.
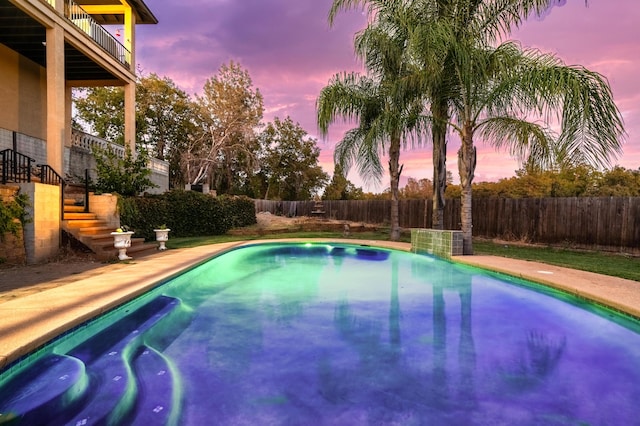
<box><xmin>254</xmin><ymin>197</ymin><xmax>640</xmax><ymax>253</ymax></box>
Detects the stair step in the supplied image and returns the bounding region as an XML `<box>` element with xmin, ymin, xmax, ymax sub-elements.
<box><xmin>63</xmin><ymin>205</ymin><xmax>86</xmax><ymax>214</ymax></box>
<box><xmin>98</xmin><ymin>241</ymin><xmax>159</xmax><ymax>261</ymax></box>
<box><xmin>63</xmin><ymin>212</ymin><xmax>98</xmax><ymax>221</ymax></box>
<box><xmin>130</xmin><ymin>346</ymin><xmax>179</xmax><ymax>425</ymax></box>
<box><xmin>0</xmin><ymin>297</ymin><xmax>185</xmax><ymax>424</ymax></box>
<box><xmin>0</xmin><ymin>355</ymin><xmax>87</xmax><ymax>424</ymax></box>
<box><xmin>84</xmin><ymin>233</ymin><xmax>115</xmax><ymax>242</ymax></box>
<box><xmin>78</xmin><ymin>226</ymin><xmax>113</xmax><ymax>236</ymax></box>
<box><xmin>64</xmin><ymin>219</ymin><xmax>104</xmax><ymax>228</ymax></box>
<box><xmin>64</xmin><ymin>198</ymin><xmax>84</xmax><ymax>206</ymax></box>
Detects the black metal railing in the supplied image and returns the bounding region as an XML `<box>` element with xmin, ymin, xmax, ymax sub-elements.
<box><xmin>1</xmin><ymin>148</ymin><xmax>66</xmax><ymax>219</ymax></box>
<box><xmin>84</xmin><ymin>168</ymin><xmax>91</xmax><ymax>213</ymax></box>
<box><xmin>1</xmin><ymin>149</ymin><xmax>35</xmax><ymax>184</ymax></box>
<box><xmin>36</xmin><ymin>164</ymin><xmax>64</xmax><ymax>187</ymax></box>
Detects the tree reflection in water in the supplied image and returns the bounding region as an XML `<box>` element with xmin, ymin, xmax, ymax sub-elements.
<box><xmin>498</xmin><ymin>330</ymin><xmax>567</xmax><ymax>392</ymax></box>
<box><xmin>317</xmin><ymin>255</ymin><xmax>479</xmax><ymax>423</ymax></box>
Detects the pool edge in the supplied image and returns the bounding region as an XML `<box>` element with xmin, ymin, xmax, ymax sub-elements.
<box><xmin>1</xmin><ymin>239</ymin><xmax>638</xmax><ymax>371</ymax></box>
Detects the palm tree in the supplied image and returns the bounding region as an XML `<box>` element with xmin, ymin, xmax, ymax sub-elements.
<box><xmin>328</xmin><ymin>0</ymin><xmax>573</xmax><ymax>230</ymax></box>
<box><xmin>319</xmin><ymin>1</ymin><xmax>427</xmax><ymax>241</ymax></box>
<box><xmin>325</xmin><ymin>0</ymin><xmax>621</xmax><ymax>251</ymax></box>
<box><xmin>447</xmin><ymin>39</ymin><xmax>625</xmax><ymax>254</ymax></box>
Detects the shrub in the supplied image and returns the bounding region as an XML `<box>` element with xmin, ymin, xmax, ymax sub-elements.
<box><xmin>119</xmin><ymin>191</ymin><xmax>256</xmax><ymax>239</ymax></box>
<box><xmin>118</xmin><ymin>195</ymin><xmax>169</xmax><ymax>241</ymax></box>
<box><xmin>0</xmin><ymin>192</ymin><xmax>30</xmax><ymax>241</ymax></box>
<box><xmin>93</xmin><ymin>145</ymin><xmax>157</xmax><ymax>196</ymax></box>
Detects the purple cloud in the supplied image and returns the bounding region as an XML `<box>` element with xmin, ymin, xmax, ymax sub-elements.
<box><xmin>135</xmin><ymin>0</ymin><xmax>639</xmax><ymax>189</ymax></box>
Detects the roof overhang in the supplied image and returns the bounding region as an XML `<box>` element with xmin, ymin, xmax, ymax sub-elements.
<box><xmin>77</xmin><ymin>0</ymin><xmax>158</xmax><ymax>25</ymax></box>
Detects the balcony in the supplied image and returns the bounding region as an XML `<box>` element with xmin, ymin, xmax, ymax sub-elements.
<box><xmin>0</xmin><ymin>0</ymin><xmax>157</xmax><ymax>81</ymax></box>
<box><xmin>60</xmin><ymin>0</ymin><xmax>131</xmax><ymax>67</ymax></box>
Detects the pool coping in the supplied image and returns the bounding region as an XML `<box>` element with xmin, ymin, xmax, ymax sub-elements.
<box><xmin>1</xmin><ymin>238</ymin><xmax>639</xmax><ymax>371</ymax></box>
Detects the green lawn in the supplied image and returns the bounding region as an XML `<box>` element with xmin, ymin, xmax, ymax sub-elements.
<box><xmin>473</xmin><ymin>240</ymin><xmax>640</xmax><ymax>282</ymax></box>
<box><xmin>167</xmin><ymin>229</ymin><xmax>640</xmax><ymax>282</ymax></box>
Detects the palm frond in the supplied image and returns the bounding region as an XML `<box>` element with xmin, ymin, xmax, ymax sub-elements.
<box><xmin>487</xmin><ymin>44</ymin><xmax>626</xmax><ymax>168</ymax></box>
<box><xmin>316</xmin><ymin>72</ymin><xmax>379</xmax><ymax>135</ymax></box>
<box><xmin>478</xmin><ymin>116</ymin><xmax>556</xmax><ymax>169</ymax></box>
<box><xmin>334</xmin><ymin>127</ymin><xmax>385</xmax><ymax>184</ymax></box>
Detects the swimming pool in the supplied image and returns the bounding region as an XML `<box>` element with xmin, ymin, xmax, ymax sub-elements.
<box><xmin>1</xmin><ymin>242</ymin><xmax>639</xmax><ymax>424</ymax></box>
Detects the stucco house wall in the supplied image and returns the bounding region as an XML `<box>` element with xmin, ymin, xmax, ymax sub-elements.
<box><xmin>0</xmin><ymin>44</ymin><xmax>47</xmax><ymax>141</ymax></box>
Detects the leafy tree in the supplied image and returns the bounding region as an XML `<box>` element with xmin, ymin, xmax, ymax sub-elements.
<box><xmin>74</xmin><ymin>74</ymin><xmax>200</xmax><ymax>189</ymax></box>
<box><xmin>549</xmin><ymin>164</ymin><xmax>600</xmax><ymax>197</ymax></box>
<box><xmin>595</xmin><ymin>166</ymin><xmax>640</xmax><ymax>196</ymax></box>
<box><xmin>92</xmin><ymin>145</ymin><xmax>156</xmax><ymax>196</ymax></box>
<box><xmin>135</xmin><ymin>74</ymin><xmax>199</xmax><ymax>187</ymax></box>
<box><xmin>134</xmin><ymin>73</ymin><xmax>198</xmax><ymax>160</ymax></box>
<box><xmin>320</xmin><ymin>1</ymin><xmax>428</xmax><ymax>241</ymax></box>
<box><xmin>256</xmin><ymin>117</ymin><xmax>329</xmax><ymax>200</ymax></box>
<box><xmin>399</xmin><ymin>178</ymin><xmax>433</xmax><ymax>199</ymax></box>
<box><xmin>323</xmin><ymin>164</ymin><xmax>364</xmax><ymax>200</ymax></box>
<box><xmin>185</xmin><ymin>61</ymin><xmax>264</xmax><ymax>194</ymax></box>
<box><xmin>74</xmin><ymin>86</ymin><xmax>125</xmax><ymax>144</ymax></box>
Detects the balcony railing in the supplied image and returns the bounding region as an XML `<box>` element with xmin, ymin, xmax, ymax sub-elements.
<box><xmin>71</xmin><ymin>129</ymin><xmax>170</xmax><ymax>176</ymax></box>
<box><xmin>43</xmin><ymin>0</ymin><xmax>131</xmax><ymax>67</ymax></box>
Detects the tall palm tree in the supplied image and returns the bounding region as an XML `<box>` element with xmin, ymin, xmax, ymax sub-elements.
<box><xmin>326</xmin><ymin>0</ymin><xmax>620</xmax><ymax>252</ymax></box>
<box><xmin>319</xmin><ymin>0</ymin><xmax>427</xmax><ymax>241</ymax></box>
<box><xmin>329</xmin><ymin>0</ymin><xmax>575</xmax><ymax>230</ymax></box>
<box><xmin>447</xmin><ymin>39</ymin><xmax>624</xmax><ymax>254</ymax></box>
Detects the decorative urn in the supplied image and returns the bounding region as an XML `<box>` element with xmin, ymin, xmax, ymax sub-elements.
<box><xmin>111</xmin><ymin>228</ymin><xmax>134</xmax><ymax>260</ymax></box>
<box><xmin>153</xmin><ymin>228</ymin><xmax>171</xmax><ymax>251</ymax></box>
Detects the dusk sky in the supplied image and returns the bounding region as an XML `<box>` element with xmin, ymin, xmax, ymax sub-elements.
<box><xmin>134</xmin><ymin>0</ymin><xmax>639</xmax><ymax>191</ymax></box>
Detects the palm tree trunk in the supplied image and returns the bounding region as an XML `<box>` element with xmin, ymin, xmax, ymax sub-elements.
<box><xmin>389</xmin><ymin>137</ymin><xmax>402</xmax><ymax>241</ymax></box>
<box><xmin>458</xmin><ymin>126</ymin><xmax>476</xmax><ymax>254</ymax></box>
<box><xmin>431</xmin><ymin>101</ymin><xmax>448</xmax><ymax>230</ymax></box>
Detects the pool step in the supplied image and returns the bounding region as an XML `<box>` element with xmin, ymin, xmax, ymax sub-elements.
<box><xmin>129</xmin><ymin>345</ymin><xmax>180</xmax><ymax>425</ymax></box>
<box><xmin>0</xmin><ymin>355</ymin><xmax>87</xmax><ymax>425</ymax></box>
<box><xmin>65</xmin><ymin>296</ymin><xmax>183</xmax><ymax>425</ymax></box>
<box><xmin>0</xmin><ymin>295</ymin><xmax>187</xmax><ymax>425</ymax></box>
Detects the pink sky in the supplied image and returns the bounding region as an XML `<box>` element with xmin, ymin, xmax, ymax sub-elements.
<box><xmin>135</xmin><ymin>0</ymin><xmax>639</xmax><ymax>191</ymax></box>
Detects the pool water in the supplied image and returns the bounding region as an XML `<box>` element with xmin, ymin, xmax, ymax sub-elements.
<box><xmin>1</xmin><ymin>243</ymin><xmax>639</xmax><ymax>425</ymax></box>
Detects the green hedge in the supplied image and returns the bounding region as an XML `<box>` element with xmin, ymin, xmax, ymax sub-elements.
<box><xmin>119</xmin><ymin>190</ymin><xmax>256</xmax><ymax>240</ymax></box>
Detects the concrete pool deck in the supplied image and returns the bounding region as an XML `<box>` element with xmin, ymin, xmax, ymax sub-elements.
<box><xmin>1</xmin><ymin>238</ymin><xmax>639</xmax><ymax>370</ymax></box>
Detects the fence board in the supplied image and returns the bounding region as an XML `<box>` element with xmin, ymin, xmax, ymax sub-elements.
<box><xmin>254</xmin><ymin>197</ymin><xmax>640</xmax><ymax>253</ymax></box>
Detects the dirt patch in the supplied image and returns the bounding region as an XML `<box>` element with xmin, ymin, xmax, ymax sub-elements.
<box><xmin>230</xmin><ymin>211</ymin><xmax>379</xmax><ymax>235</ymax></box>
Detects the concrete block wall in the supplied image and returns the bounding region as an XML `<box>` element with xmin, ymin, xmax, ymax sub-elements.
<box><xmin>411</xmin><ymin>228</ymin><xmax>463</xmax><ymax>259</ymax></box>
<box><xmin>19</xmin><ymin>183</ymin><xmax>61</xmax><ymax>264</ymax></box>
<box><xmin>0</xmin><ymin>128</ymin><xmax>47</xmax><ymax>164</ymax></box>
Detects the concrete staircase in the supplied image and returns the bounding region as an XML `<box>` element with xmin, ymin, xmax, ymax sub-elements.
<box><xmin>62</xmin><ymin>199</ymin><xmax>158</xmax><ymax>261</ymax></box>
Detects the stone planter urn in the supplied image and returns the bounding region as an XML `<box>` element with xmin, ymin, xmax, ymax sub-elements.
<box><xmin>153</xmin><ymin>228</ymin><xmax>171</xmax><ymax>251</ymax></box>
<box><xmin>111</xmin><ymin>231</ymin><xmax>134</xmax><ymax>260</ymax></box>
